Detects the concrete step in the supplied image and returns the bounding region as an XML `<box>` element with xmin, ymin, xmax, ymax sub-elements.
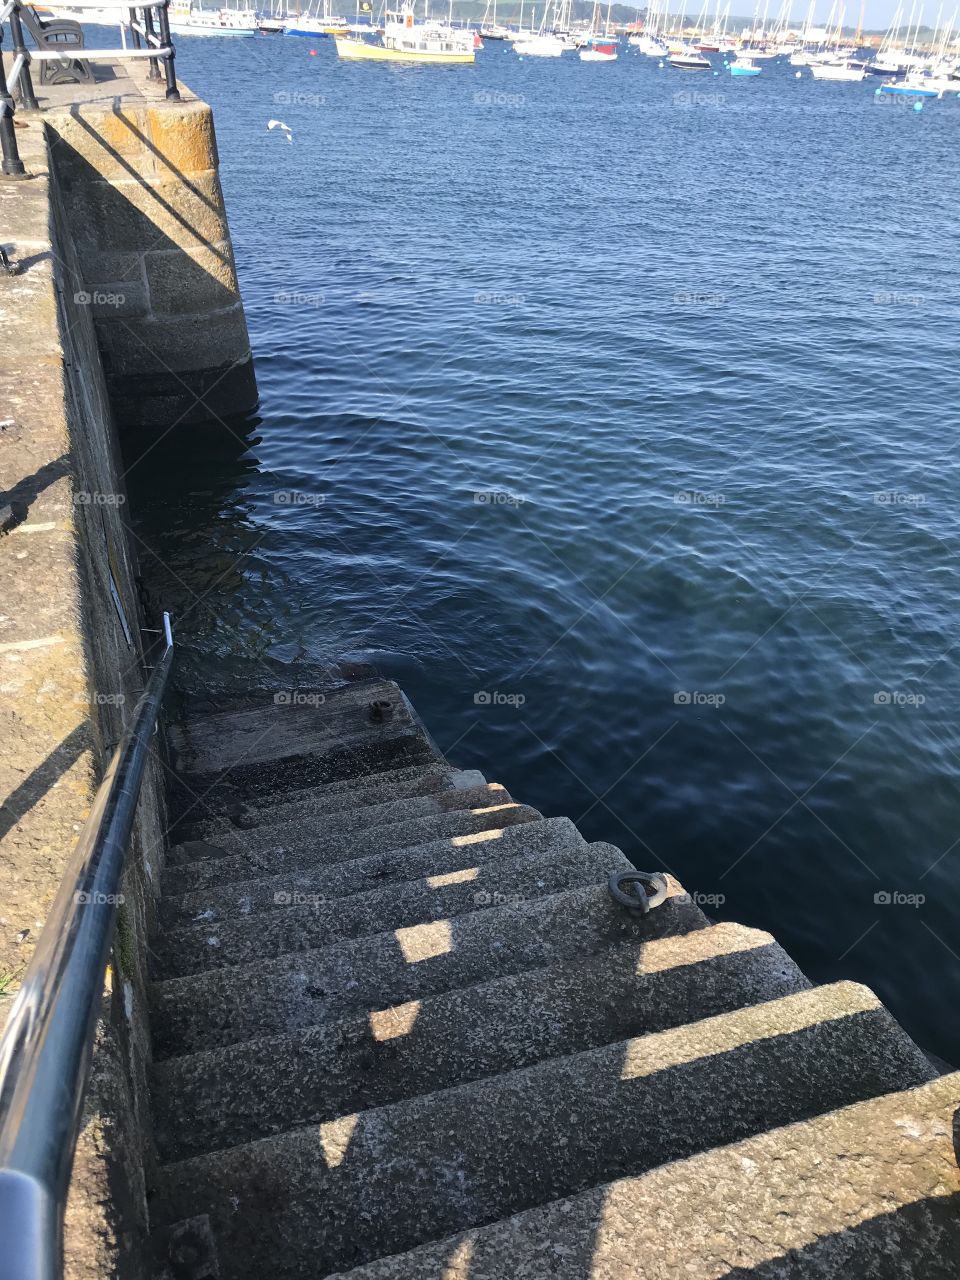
<box><xmin>153</xmin><ymin>838</ymin><xmax>627</xmax><ymax>980</ymax></box>
<box><xmin>150</xmin><ymin>878</ymin><xmax>708</xmax><ymax>1058</ymax></box>
<box><xmin>151</xmin><ymin>920</ymin><xmax>809</xmax><ymax>1160</ymax></box>
<box><xmin>166</xmin><ymin>783</ymin><xmax>514</xmax><ymax>866</ymax></box>
<box><xmin>153</xmin><ymin>983</ymin><xmax>936</xmax><ymax>1279</ymax></box>
<box><xmin>168</xmin><ymin>678</ymin><xmax>420</xmax><ymax>775</ymax></box>
<box><xmin>175</xmin><ymin>765</ymin><xmax>487</xmax><ymax>846</ymax></box>
<box><xmin>169</xmin><ymin>726</ymin><xmax>440</xmax><ymax>830</ymax></box>
<box><xmin>325</xmin><ymin>1071</ymin><xmax>960</xmax><ymax>1280</ymax></box>
<box><xmin>160</xmin><ymin>815</ymin><xmax>586</xmax><ymax>929</ymax></box>
<box><xmin>161</xmin><ymin>802</ymin><xmax>541</xmax><ymax>898</ymax></box>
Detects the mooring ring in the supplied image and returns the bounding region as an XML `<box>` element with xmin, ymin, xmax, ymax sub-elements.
<box><xmin>608</xmin><ymin>870</ymin><xmax>669</xmax><ymax>914</ymax></box>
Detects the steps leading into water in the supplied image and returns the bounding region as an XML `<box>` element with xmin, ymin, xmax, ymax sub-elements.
<box><xmin>148</xmin><ymin>676</ymin><xmax>960</xmax><ymax>1278</ymax></box>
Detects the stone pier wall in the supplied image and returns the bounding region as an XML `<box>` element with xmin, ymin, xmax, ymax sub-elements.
<box><xmin>45</xmin><ymin>92</ymin><xmax>257</xmax><ymax>429</ymax></box>
<box><xmin>1</xmin><ymin>117</ymin><xmax>171</xmax><ymax>1278</ymax></box>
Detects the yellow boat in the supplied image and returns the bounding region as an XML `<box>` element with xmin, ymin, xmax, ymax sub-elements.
<box><xmin>335</xmin><ymin>3</ymin><xmax>476</xmax><ymax>61</ymax></box>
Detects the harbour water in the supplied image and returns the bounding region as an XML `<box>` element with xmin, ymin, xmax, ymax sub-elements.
<box><xmin>125</xmin><ymin>37</ymin><xmax>960</xmax><ymax>1063</ymax></box>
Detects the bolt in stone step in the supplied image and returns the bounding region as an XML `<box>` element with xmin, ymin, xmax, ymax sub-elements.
<box><xmin>169</xmin><ymin>679</ymin><xmax>414</xmax><ymax>775</ymax></box>
<box><xmin>152</xmin><ymin>919</ymin><xmax>809</xmax><ymax>1160</ymax></box>
<box><xmin>154</xmin><ymin>838</ymin><xmax>626</xmax><ymax>980</ymax></box>
<box><xmin>153</xmin><ymin>983</ymin><xmax>936</xmax><ymax>1279</ymax></box>
<box><xmin>161</xmin><ymin>802</ymin><xmax>541</xmax><ymax>898</ymax></box>
<box><xmin>168</xmin><ymin>784</ymin><xmax>514</xmax><ymax>867</ymax></box>
<box><xmin>176</xmin><ymin>767</ymin><xmax>487</xmax><ymax>845</ymax></box>
<box><xmin>150</xmin><ymin>878</ymin><xmax>708</xmax><ymax>1058</ymax></box>
<box><xmin>160</xmin><ymin>816</ymin><xmax>587</xmax><ymax>928</ymax></box>
<box><xmin>323</xmin><ymin>1071</ymin><xmax>960</xmax><ymax>1280</ymax></box>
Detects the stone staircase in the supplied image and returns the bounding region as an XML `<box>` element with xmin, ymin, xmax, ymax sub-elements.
<box><xmin>148</xmin><ymin>678</ymin><xmax>960</xmax><ymax>1279</ymax></box>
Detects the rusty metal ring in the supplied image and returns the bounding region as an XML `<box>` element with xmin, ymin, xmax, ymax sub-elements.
<box><xmin>608</xmin><ymin>870</ymin><xmax>669</xmax><ymax>914</ymax></box>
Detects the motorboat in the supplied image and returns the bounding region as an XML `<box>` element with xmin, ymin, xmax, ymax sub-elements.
<box><xmin>579</xmin><ymin>39</ymin><xmax>616</xmax><ymax>59</ymax></box>
<box><xmin>729</xmin><ymin>53</ymin><xmax>760</xmax><ymax>75</ymax></box>
<box><xmin>809</xmin><ymin>58</ymin><xmax>867</xmax><ymax>80</ymax></box>
<box><xmin>669</xmin><ymin>44</ymin><xmax>712</xmax><ymax>69</ymax></box>
<box><xmin>169</xmin><ymin>3</ymin><xmax>259</xmax><ymax>35</ymax></box>
<box><xmin>334</xmin><ymin>0</ymin><xmax>474</xmax><ymax>59</ymax></box>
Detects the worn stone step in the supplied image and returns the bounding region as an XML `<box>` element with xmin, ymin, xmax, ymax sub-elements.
<box><xmin>160</xmin><ymin>814</ymin><xmax>584</xmax><ymax>930</ymax></box>
<box><xmin>170</xmin><ymin>726</ymin><xmax>440</xmax><ymax>829</ymax></box>
<box><xmin>153</xmin><ymin>983</ymin><xmax>935</xmax><ymax>1279</ymax></box>
<box><xmin>326</xmin><ymin>1071</ymin><xmax>960</xmax><ymax>1280</ymax></box>
<box><xmin>175</xmin><ymin>765</ymin><xmax>487</xmax><ymax>846</ymax></box>
<box><xmin>154</xmin><ymin>837</ymin><xmax>626</xmax><ymax>980</ymax></box>
<box><xmin>150</xmin><ymin>879</ymin><xmax>708</xmax><ymax>1058</ymax></box>
<box><xmin>169</xmin><ymin>678</ymin><xmax>418</xmax><ymax>774</ymax></box>
<box><xmin>161</xmin><ymin>802</ymin><xmax>541</xmax><ymax>898</ymax></box>
<box><xmin>151</xmin><ymin>920</ymin><xmax>809</xmax><ymax>1160</ymax></box>
<box><xmin>167</xmin><ymin>783</ymin><xmax>513</xmax><ymax>867</ymax></box>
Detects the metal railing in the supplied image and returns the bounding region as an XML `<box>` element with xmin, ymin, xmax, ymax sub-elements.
<box><xmin>0</xmin><ymin>614</ymin><xmax>173</xmax><ymax>1280</ymax></box>
<box><xmin>0</xmin><ymin>0</ymin><xmax>179</xmax><ymax>178</ymax></box>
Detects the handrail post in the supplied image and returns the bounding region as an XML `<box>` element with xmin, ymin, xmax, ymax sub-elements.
<box><xmin>154</xmin><ymin>1</ymin><xmax>181</xmax><ymax>101</ymax></box>
<box><xmin>0</xmin><ymin>20</ymin><xmax>26</xmax><ymax>178</ymax></box>
<box><xmin>141</xmin><ymin>4</ymin><xmax>161</xmax><ymax>81</ymax></box>
<box><xmin>128</xmin><ymin>4</ymin><xmax>143</xmax><ymax>51</ymax></box>
<box><xmin>8</xmin><ymin>3</ymin><xmax>38</xmax><ymax>112</ymax></box>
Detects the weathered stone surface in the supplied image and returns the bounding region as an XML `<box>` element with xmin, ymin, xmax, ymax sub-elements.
<box><xmin>144</xmin><ymin>241</ymin><xmax>239</xmax><ymax>316</ymax></box>
<box><xmin>150</xmin><ymin>879</ymin><xmax>706</xmax><ymax>1057</ymax></box>
<box><xmin>160</xmin><ymin>798</ymin><xmax>540</xmax><ymax>897</ymax></box>
<box><xmin>0</xmin><ymin>116</ymin><xmax>167</xmax><ymax>1280</ymax></box>
<box><xmin>154</xmin><ymin>835</ymin><xmax>619</xmax><ymax>979</ymax></box>
<box><xmin>168</xmin><ymin>680</ymin><xmax>423</xmax><ymax>774</ymax></box>
<box><xmin>151</xmin><ymin>920</ymin><xmax>808</xmax><ymax>1160</ymax></box>
<box><xmin>154</xmin><ymin>984</ymin><xmax>935</xmax><ymax>1278</ymax></box>
<box><xmin>147</xmin><ymin>101</ymin><xmax>220</xmax><ymax>175</ymax></box>
<box><xmin>177</xmin><ymin>764</ymin><xmax>487</xmax><ymax>842</ymax></box>
<box><xmin>329</xmin><ymin>1072</ymin><xmax>960</xmax><ymax>1280</ymax></box>
<box><xmin>167</xmin><ymin>782</ymin><xmax>513</xmax><ymax>862</ymax></box>
<box><xmin>160</xmin><ymin>815</ymin><xmax>589</xmax><ymax>926</ymax></box>
<box><xmin>42</xmin><ymin>82</ymin><xmax>256</xmax><ymax>429</ymax></box>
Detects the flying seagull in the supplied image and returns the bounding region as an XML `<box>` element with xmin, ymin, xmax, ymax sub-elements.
<box><xmin>267</xmin><ymin>119</ymin><xmax>293</xmax><ymax>144</ymax></box>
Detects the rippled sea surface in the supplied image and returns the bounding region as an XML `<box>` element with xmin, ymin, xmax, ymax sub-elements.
<box><xmin>124</xmin><ymin>36</ymin><xmax>960</xmax><ymax>1063</ymax></box>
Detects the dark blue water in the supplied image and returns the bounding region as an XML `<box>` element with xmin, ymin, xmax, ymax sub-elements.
<box><xmin>124</xmin><ymin>36</ymin><xmax>960</xmax><ymax>1064</ymax></box>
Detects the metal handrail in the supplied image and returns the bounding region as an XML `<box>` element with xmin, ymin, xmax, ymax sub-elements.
<box><xmin>0</xmin><ymin>613</ymin><xmax>173</xmax><ymax>1280</ymax></box>
<box><xmin>0</xmin><ymin>0</ymin><xmax>180</xmax><ymax>178</ymax></box>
